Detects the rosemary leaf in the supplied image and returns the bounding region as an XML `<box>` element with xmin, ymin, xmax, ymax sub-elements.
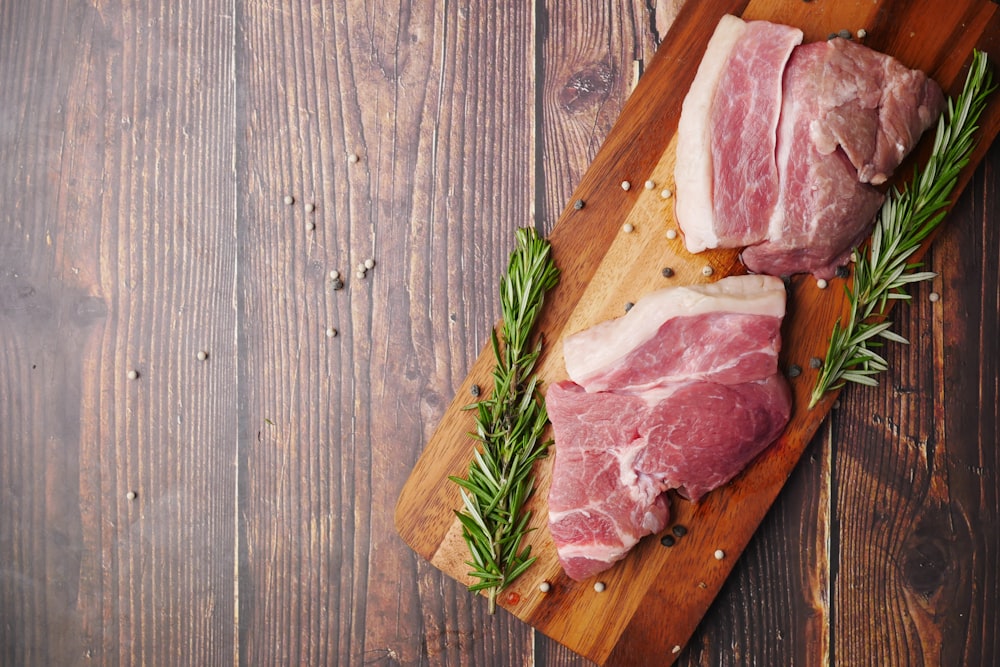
<box><xmin>452</xmin><ymin>227</ymin><xmax>560</xmax><ymax>613</ymax></box>
<box><xmin>810</xmin><ymin>51</ymin><xmax>996</xmax><ymax>408</ymax></box>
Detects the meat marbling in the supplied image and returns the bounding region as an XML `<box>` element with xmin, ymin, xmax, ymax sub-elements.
<box><xmin>547</xmin><ymin>276</ymin><xmax>792</xmax><ymax>581</ymax></box>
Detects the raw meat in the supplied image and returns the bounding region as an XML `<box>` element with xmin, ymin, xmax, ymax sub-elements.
<box><xmin>673</xmin><ymin>16</ymin><xmax>944</xmax><ymax>278</ymax></box>
<box><xmin>710</xmin><ymin>22</ymin><xmax>803</xmax><ymax>248</ymax></box>
<box><xmin>546</xmin><ymin>276</ymin><xmax>792</xmax><ymax>581</ymax></box>
<box><xmin>743</xmin><ymin>39</ymin><xmax>944</xmax><ymax>278</ymax></box>
<box><xmin>675</xmin><ymin>16</ymin><xmax>802</xmax><ymax>253</ymax></box>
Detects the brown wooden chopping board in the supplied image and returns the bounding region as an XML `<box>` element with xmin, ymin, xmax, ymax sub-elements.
<box><xmin>395</xmin><ymin>0</ymin><xmax>1000</xmax><ymax>664</ymax></box>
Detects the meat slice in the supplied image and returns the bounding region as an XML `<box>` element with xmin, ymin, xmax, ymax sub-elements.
<box><xmin>564</xmin><ymin>275</ymin><xmax>785</xmax><ymax>392</ymax></box>
<box><xmin>710</xmin><ymin>21</ymin><xmax>803</xmax><ymax>247</ymax></box>
<box><xmin>547</xmin><ymin>276</ymin><xmax>792</xmax><ymax>580</ymax></box>
<box><xmin>742</xmin><ymin>39</ymin><xmax>944</xmax><ymax>278</ymax></box>
<box><xmin>675</xmin><ymin>16</ymin><xmax>802</xmax><ymax>253</ymax></box>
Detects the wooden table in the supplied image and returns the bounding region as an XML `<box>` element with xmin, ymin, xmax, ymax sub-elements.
<box><xmin>1</xmin><ymin>1</ymin><xmax>997</xmax><ymax>665</ymax></box>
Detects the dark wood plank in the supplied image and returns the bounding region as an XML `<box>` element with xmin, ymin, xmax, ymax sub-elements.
<box><xmin>235</xmin><ymin>0</ymin><xmax>538</xmax><ymax>663</ymax></box>
<box><xmin>829</xmin><ymin>137</ymin><xmax>1000</xmax><ymax>666</ymax></box>
<box><xmin>0</xmin><ymin>1</ymin><xmax>238</xmax><ymax>665</ymax></box>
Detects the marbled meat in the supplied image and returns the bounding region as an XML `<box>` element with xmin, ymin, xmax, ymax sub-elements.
<box><xmin>546</xmin><ymin>276</ymin><xmax>792</xmax><ymax>581</ymax></box>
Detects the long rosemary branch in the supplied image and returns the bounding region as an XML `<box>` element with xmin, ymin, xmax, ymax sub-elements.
<box><xmin>810</xmin><ymin>51</ymin><xmax>995</xmax><ymax>409</ymax></box>
<box><xmin>449</xmin><ymin>227</ymin><xmax>560</xmax><ymax>614</ymax></box>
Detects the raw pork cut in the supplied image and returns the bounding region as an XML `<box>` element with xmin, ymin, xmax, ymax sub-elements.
<box><xmin>546</xmin><ymin>276</ymin><xmax>792</xmax><ymax>581</ymax></box>
<box><xmin>743</xmin><ymin>38</ymin><xmax>944</xmax><ymax>278</ymax></box>
<box><xmin>675</xmin><ymin>16</ymin><xmax>803</xmax><ymax>252</ymax></box>
<box><xmin>673</xmin><ymin>15</ymin><xmax>944</xmax><ymax>279</ymax></box>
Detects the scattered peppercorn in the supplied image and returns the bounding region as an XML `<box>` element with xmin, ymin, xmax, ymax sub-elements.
<box><xmin>127</xmin><ymin>369</ymin><xmax>139</xmax><ymax>380</ymax></box>
<box><xmin>326</xmin><ymin>327</ymin><xmax>338</xmax><ymax>338</ymax></box>
<box><xmin>197</xmin><ymin>350</ymin><xmax>208</xmax><ymax>361</ymax></box>
<box><xmin>624</xmin><ymin>302</ymin><xmax>634</xmax><ymax>312</ymax></box>
<box><xmin>838</xmin><ymin>29</ymin><xmax>852</xmax><ymax>40</ymax></box>
<box><xmin>660</xmin><ymin>534</ymin><xmax>676</xmax><ymax>547</ymax></box>
<box><xmin>835</xmin><ymin>265</ymin><xmax>849</xmax><ymax>278</ymax></box>
<box><xmin>126</xmin><ymin>490</ymin><xmax>137</xmax><ymax>500</ymax></box>
<box><xmin>702</xmin><ymin>265</ymin><xmax>713</xmax><ymax>277</ymax></box>
<box><xmin>644</xmin><ymin>180</ymin><xmax>656</xmax><ymax>190</ymax></box>
<box><xmin>364</xmin><ymin>258</ymin><xmax>375</xmax><ymax>270</ymax></box>
<box><xmin>809</xmin><ymin>357</ymin><xmax>822</xmax><ymax>369</ymax></box>
<box><xmin>660</xmin><ymin>189</ymin><xmax>673</xmax><ymax>199</ymax></box>
<box><xmin>574</xmin><ymin>199</ymin><xmax>585</xmax><ymax>210</ymax></box>
<box><xmin>672</xmin><ymin>645</ymin><xmax>682</xmax><ymax>654</ymax></box>
<box><xmin>594</xmin><ymin>581</ymin><xmax>606</xmax><ymax>593</ymax></box>
<box><xmin>539</xmin><ymin>581</ymin><xmax>551</xmax><ymax>593</ymax></box>
<box><xmin>857</xmin><ymin>28</ymin><xmax>868</xmax><ymax>39</ymax></box>
<box><xmin>305</xmin><ymin>221</ymin><xmax>316</xmax><ymax>231</ymax></box>
<box><xmin>348</xmin><ymin>153</ymin><xmax>360</xmax><ymax>163</ymax></box>
<box><xmin>788</xmin><ymin>364</ymin><xmax>802</xmax><ymax>378</ymax></box>
<box><xmin>283</xmin><ymin>194</ymin><xmax>294</xmax><ymax>205</ymax></box>
<box><xmin>332</xmin><ymin>278</ymin><xmax>345</xmax><ymax>290</ymax></box>
<box><xmin>470</xmin><ymin>383</ymin><xmax>481</xmax><ymax>397</ymax></box>
<box><xmin>672</xmin><ymin>525</ymin><xmax>687</xmax><ymax>537</ymax></box>
<box><xmin>817</xmin><ymin>278</ymin><xmax>829</xmax><ymax>289</ymax></box>
<box><xmin>666</xmin><ymin>229</ymin><xmax>678</xmax><ymax>240</ymax></box>
<box><xmin>714</xmin><ymin>549</ymin><xmax>725</xmax><ymax>560</ymax></box>
<box><xmin>621</xmin><ymin>181</ymin><xmax>631</xmax><ymax>191</ymax></box>
<box><xmin>661</xmin><ymin>267</ymin><xmax>674</xmax><ymax>278</ymax></box>
<box><xmin>929</xmin><ymin>292</ymin><xmax>940</xmax><ymax>302</ymax></box>
<box><xmin>698</xmin><ymin>581</ymin><xmax>708</xmax><ymax>589</ymax></box>
<box><xmin>305</xmin><ymin>203</ymin><xmax>315</xmax><ymax>213</ymax></box>
<box><xmin>622</xmin><ymin>223</ymin><xmax>634</xmax><ymax>233</ymax></box>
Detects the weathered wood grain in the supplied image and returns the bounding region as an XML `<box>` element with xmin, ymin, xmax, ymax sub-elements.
<box><xmin>235</xmin><ymin>0</ymin><xmax>538</xmax><ymax>663</ymax></box>
<box><xmin>0</xmin><ymin>1</ymin><xmax>238</xmax><ymax>665</ymax></box>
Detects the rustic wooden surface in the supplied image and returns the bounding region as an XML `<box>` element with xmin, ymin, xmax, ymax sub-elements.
<box><xmin>0</xmin><ymin>1</ymin><xmax>996</xmax><ymax>666</ymax></box>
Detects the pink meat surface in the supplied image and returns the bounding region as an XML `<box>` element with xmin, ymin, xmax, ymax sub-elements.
<box><xmin>546</xmin><ymin>276</ymin><xmax>792</xmax><ymax>581</ymax></box>
<box><xmin>808</xmin><ymin>37</ymin><xmax>945</xmax><ymax>185</ymax></box>
<box><xmin>742</xmin><ymin>39</ymin><xmax>943</xmax><ymax>279</ymax></box>
<box><xmin>710</xmin><ymin>21</ymin><xmax>802</xmax><ymax>246</ymax></box>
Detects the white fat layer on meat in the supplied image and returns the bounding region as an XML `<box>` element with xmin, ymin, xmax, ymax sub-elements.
<box><xmin>554</xmin><ymin>541</ymin><xmax>632</xmax><ymax>564</ymax></box>
<box><xmin>673</xmin><ymin>14</ymin><xmax>747</xmax><ymax>253</ymax></box>
<box><xmin>563</xmin><ymin>274</ymin><xmax>786</xmax><ymax>386</ymax></box>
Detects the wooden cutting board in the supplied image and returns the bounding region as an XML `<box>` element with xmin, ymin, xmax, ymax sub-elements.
<box><xmin>395</xmin><ymin>0</ymin><xmax>1000</xmax><ymax>664</ymax></box>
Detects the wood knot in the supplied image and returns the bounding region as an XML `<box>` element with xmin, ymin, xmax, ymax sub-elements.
<box><xmin>901</xmin><ymin>523</ymin><xmax>956</xmax><ymax>600</ymax></box>
<box><xmin>558</xmin><ymin>61</ymin><xmax>613</xmax><ymax>113</ymax></box>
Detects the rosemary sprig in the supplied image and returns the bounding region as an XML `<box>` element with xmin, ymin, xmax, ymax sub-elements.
<box><xmin>810</xmin><ymin>51</ymin><xmax>995</xmax><ymax>408</ymax></box>
<box><xmin>449</xmin><ymin>227</ymin><xmax>560</xmax><ymax>613</ymax></box>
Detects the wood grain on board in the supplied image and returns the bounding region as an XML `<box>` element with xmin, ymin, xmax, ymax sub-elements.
<box><xmin>395</xmin><ymin>0</ymin><xmax>1000</xmax><ymax>663</ymax></box>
